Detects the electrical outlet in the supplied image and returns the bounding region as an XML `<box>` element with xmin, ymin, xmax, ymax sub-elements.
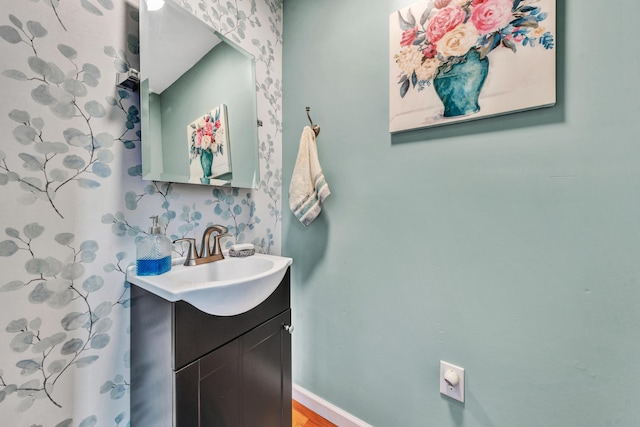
<box><xmin>440</xmin><ymin>361</ymin><xmax>465</xmax><ymax>403</ymax></box>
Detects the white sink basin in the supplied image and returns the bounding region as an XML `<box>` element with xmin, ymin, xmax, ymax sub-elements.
<box><xmin>126</xmin><ymin>254</ymin><xmax>292</xmax><ymax>316</ymax></box>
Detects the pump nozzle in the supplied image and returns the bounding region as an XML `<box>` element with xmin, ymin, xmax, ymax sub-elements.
<box><xmin>149</xmin><ymin>215</ymin><xmax>162</xmax><ymax>234</ymax></box>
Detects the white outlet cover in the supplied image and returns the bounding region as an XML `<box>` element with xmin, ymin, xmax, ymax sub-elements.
<box><xmin>440</xmin><ymin>360</ymin><xmax>465</xmax><ymax>403</ymax></box>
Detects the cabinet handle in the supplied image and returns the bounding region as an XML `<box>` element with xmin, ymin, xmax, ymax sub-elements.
<box><xmin>283</xmin><ymin>324</ymin><xmax>294</xmax><ymax>335</ymax></box>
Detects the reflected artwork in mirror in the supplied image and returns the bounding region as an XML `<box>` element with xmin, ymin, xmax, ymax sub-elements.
<box><xmin>140</xmin><ymin>0</ymin><xmax>260</xmax><ymax>188</ymax></box>
<box><xmin>187</xmin><ymin>104</ymin><xmax>231</xmax><ymax>184</ymax></box>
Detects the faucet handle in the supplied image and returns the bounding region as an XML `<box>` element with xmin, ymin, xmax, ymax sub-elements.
<box><xmin>212</xmin><ymin>233</ymin><xmax>232</xmax><ymax>256</ymax></box>
<box><xmin>201</xmin><ymin>225</ymin><xmax>230</xmax><ymax>257</ymax></box>
<box><xmin>173</xmin><ymin>238</ymin><xmax>198</xmax><ymax>266</ymax></box>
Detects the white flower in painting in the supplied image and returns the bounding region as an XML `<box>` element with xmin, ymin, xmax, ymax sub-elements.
<box><xmin>436</xmin><ymin>23</ymin><xmax>479</xmax><ymax>57</ymax></box>
<box><xmin>394</xmin><ymin>45</ymin><xmax>423</xmax><ymax>76</ymax></box>
<box><xmin>202</xmin><ymin>135</ymin><xmax>211</xmax><ymax>149</ymax></box>
<box><xmin>435</xmin><ymin>0</ymin><xmax>452</xmax><ymax>8</ymax></box>
<box><xmin>415</xmin><ymin>58</ymin><xmax>440</xmax><ymax>80</ymax></box>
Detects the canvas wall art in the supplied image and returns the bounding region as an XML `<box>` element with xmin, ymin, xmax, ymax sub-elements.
<box><xmin>187</xmin><ymin>104</ymin><xmax>232</xmax><ymax>184</ymax></box>
<box><xmin>389</xmin><ymin>0</ymin><xmax>556</xmax><ymax>132</ymax></box>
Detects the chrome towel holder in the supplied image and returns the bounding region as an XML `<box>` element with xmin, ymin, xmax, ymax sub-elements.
<box><xmin>306</xmin><ymin>106</ymin><xmax>320</xmax><ymax>137</ymax></box>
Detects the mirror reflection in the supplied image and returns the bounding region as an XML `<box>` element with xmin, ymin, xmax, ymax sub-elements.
<box><xmin>140</xmin><ymin>0</ymin><xmax>260</xmax><ymax>188</ymax></box>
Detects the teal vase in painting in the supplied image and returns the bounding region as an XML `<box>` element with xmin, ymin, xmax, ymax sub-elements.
<box><xmin>199</xmin><ymin>149</ymin><xmax>213</xmax><ymax>184</ymax></box>
<box><xmin>433</xmin><ymin>49</ymin><xmax>489</xmax><ymax>118</ymax></box>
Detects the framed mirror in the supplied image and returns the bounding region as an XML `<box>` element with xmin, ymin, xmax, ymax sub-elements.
<box><xmin>140</xmin><ymin>0</ymin><xmax>260</xmax><ymax>188</ymax></box>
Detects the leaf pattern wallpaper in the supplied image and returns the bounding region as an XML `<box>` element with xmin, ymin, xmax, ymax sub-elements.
<box><xmin>0</xmin><ymin>0</ymin><xmax>283</xmax><ymax>425</ymax></box>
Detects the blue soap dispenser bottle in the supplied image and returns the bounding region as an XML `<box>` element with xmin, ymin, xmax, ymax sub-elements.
<box><xmin>136</xmin><ymin>216</ymin><xmax>172</xmax><ymax>276</ymax></box>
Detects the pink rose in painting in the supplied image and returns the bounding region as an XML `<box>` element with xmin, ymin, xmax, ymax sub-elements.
<box><xmin>195</xmin><ymin>128</ymin><xmax>203</xmax><ymax>148</ymax></box>
<box><xmin>422</xmin><ymin>44</ymin><xmax>437</xmax><ymax>59</ymax></box>
<box><xmin>215</xmin><ymin>119</ymin><xmax>221</xmax><ymax>129</ymax></box>
<box><xmin>426</xmin><ymin>6</ymin><xmax>466</xmax><ymax>43</ymax></box>
<box><xmin>400</xmin><ymin>26</ymin><xmax>419</xmax><ymax>47</ymax></box>
<box><xmin>204</xmin><ymin>122</ymin><xmax>214</xmax><ymax>136</ymax></box>
<box><xmin>471</xmin><ymin>0</ymin><xmax>514</xmax><ymax>35</ymax></box>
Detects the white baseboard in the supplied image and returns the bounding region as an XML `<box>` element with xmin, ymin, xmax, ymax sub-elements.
<box><xmin>292</xmin><ymin>384</ymin><xmax>374</xmax><ymax>427</ymax></box>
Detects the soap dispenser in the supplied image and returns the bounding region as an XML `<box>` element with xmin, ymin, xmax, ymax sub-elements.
<box><xmin>136</xmin><ymin>216</ymin><xmax>172</xmax><ymax>276</ymax></box>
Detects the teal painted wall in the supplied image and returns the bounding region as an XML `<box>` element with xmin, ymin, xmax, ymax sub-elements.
<box><xmin>283</xmin><ymin>1</ymin><xmax>640</xmax><ymax>426</ymax></box>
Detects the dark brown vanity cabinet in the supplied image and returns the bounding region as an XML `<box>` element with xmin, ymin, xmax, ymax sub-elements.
<box><xmin>131</xmin><ymin>269</ymin><xmax>292</xmax><ymax>427</ymax></box>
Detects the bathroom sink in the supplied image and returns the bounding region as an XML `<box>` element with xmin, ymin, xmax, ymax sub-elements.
<box><xmin>126</xmin><ymin>253</ymin><xmax>292</xmax><ymax>316</ymax></box>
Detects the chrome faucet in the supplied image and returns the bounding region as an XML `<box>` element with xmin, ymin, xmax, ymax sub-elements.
<box><xmin>173</xmin><ymin>225</ymin><xmax>231</xmax><ymax>266</ymax></box>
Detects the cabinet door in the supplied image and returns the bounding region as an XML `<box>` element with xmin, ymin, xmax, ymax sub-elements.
<box><xmin>179</xmin><ymin>310</ymin><xmax>292</xmax><ymax>427</ymax></box>
<box><xmin>198</xmin><ymin>338</ymin><xmax>242</xmax><ymax>426</ymax></box>
<box><xmin>242</xmin><ymin>309</ymin><xmax>292</xmax><ymax>427</ymax></box>
<box><xmin>175</xmin><ymin>361</ymin><xmax>200</xmax><ymax>427</ymax></box>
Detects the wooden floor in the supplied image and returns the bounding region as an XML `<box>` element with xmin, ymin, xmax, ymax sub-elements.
<box><xmin>293</xmin><ymin>400</ymin><xmax>338</xmax><ymax>427</ymax></box>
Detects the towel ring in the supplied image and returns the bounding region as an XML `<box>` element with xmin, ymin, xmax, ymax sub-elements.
<box><xmin>306</xmin><ymin>107</ymin><xmax>320</xmax><ymax>137</ymax></box>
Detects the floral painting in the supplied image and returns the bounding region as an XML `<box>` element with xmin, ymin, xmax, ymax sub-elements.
<box><xmin>389</xmin><ymin>0</ymin><xmax>556</xmax><ymax>132</ymax></box>
<box><xmin>187</xmin><ymin>104</ymin><xmax>232</xmax><ymax>184</ymax></box>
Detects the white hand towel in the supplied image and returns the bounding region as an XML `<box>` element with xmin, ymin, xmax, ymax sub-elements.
<box><xmin>289</xmin><ymin>126</ymin><xmax>330</xmax><ymax>226</ymax></box>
